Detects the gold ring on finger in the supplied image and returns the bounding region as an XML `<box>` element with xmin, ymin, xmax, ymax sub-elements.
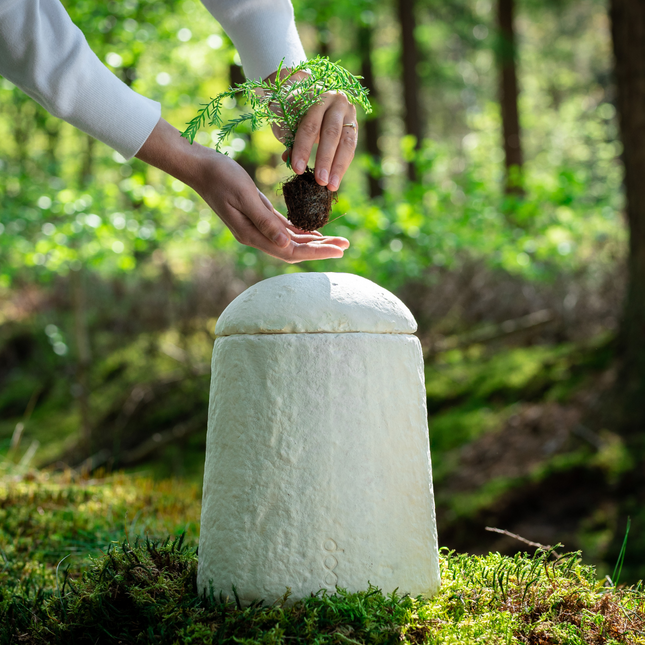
<box><xmin>342</xmin><ymin>122</ymin><xmax>357</xmax><ymax>129</ymax></box>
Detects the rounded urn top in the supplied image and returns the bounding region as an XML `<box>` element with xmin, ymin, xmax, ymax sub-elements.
<box><xmin>215</xmin><ymin>272</ymin><xmax>417</xmax><ymax>336</ymax></box>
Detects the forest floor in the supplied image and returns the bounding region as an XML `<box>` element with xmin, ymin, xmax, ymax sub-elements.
<box><xmin>0</xmin><ymin>271</ymin><xmax>639</xmax><ymax>584</ymax></box>
<box><xmin>1</xmin><ymin>469</ymin><xmax>644</xmax><ymax>644</ymax></box>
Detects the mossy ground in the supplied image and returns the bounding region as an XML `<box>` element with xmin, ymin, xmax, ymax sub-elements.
<box><xmin>1</xmin><ymin>470</ymin><xmax>643</xmax><ymax>644</ymax></box>
<box><xmin>0</xmin><ymin>329</ymin><xmax>634</xmax><ymax>584</ymax></box>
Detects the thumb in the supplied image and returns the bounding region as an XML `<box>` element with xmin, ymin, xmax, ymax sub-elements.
<box><xmin>252</xmin><ymin>190</ymin><xmax>290</xmax><ymax>247</ymax></box>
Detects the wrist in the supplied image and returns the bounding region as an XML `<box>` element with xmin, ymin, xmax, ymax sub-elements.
<box><xmin>136</xmin><ymin>117</ymin><xmax>213</xmax><ymax>193</ymax></box>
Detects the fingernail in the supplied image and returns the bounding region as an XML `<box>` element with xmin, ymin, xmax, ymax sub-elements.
<box><xmin>294</xmin><ymin>160</ymin><xmax>305</xmax><ymax>173</ymax></box>
<box><xmin>275</xmin><ymin>232</ymin><xmax>289</xmax><ymax>247</ymax></box>
<box><xmin>318</xmin><ymin>169</ymin><xmax>329</xmax><ymax>184</ymax></box>
<box><xmin>328</xmin><ymin>175</ymin><xmax>340</xmax><ymax>191</ymax></box>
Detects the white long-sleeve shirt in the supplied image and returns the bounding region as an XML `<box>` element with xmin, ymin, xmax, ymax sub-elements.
<box><xmin>0</xmin><ymin>0</ymin><xmax>306</xmax><ymax>159</ymax></box>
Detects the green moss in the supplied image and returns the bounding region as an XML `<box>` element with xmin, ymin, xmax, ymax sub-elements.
<box><xmin>1</xmin><ymin>472</ymin><xmax>643</xmax><ymax>644</ymax></box>
<box><xmin>425</xmin><ymin>344</ymin><xmax>576</xmax><ymax>405</ymax></box>
<box><xmin>3</xmin><ymin>540</ymin><xmax>644</xmax><ymax>644</ymax></box>
<box><xmin>0</xmin><ymin>471</ymin><xmax>201</xmax><ymax>590</ymax></box>
<box><xmin>439</xmin><ymin>476</ymin><xmax>522</xmax><ymax>520</ymax></box>
<box><xmin>429</xmin><ymin>404</ymin><xmax>512</xmax><ymax>453</ymax></box>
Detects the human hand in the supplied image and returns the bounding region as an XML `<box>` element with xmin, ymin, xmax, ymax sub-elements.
<box><xmin>264</xmin><ymin>70</ymin><xmax>358</xmax><ymax>193</ymax></box>
<box><xmin>194</xmin><ymin>152</ymin><xmax>349</xmax><ymax>263</ymax></box>
<box><xmin>136</xmin><ymin>118</ymin><xmax>349</xmax><ymax>263</ymax></box>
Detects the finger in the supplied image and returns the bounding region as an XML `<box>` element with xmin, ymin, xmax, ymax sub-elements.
<box><xmin>264</xmin><ymin>198</ymin><xmax>324</xmax><ymax>237</ymax></box>
<box><xmin>248</xmin><ymin>190</ymin><xmax>290</xmax><ymax>247</ymax></box>
<box><xmin>284</xmin><ymin>221</ymin><xmax>324</xmax><ymax>237</ymax></box>
<box><xmin>271</xmin><ymin>207</ymin><xmax>322</xmax><ymax>235</ymax></box>
<box><xmin>286</xmin><ymin>240</ymin><xmax>346</xmax><ymax>263</ymax></box>
<box><xmin>287</xmin><ymin>229</ymin><xmax>350</xmax><ymax>248</ymax></box>
<box><xmin>256</xmin><ymin>191</ymin><xmax>324</xmax><ymax>238</ymax></box>
<box><xmin>324</xmin><ymin>236</ymin><xmax>350</xmax><ymax>249</ymax></box>
<box><xmin>290</xmin><ymin>101</ymin><xmax>326</xmax><ymax>174</ymax></box>
<box><xmin>327</xmin><ymin>109</ymin><xmax>358</xmax><ymax>192</ymax></box>
<box><xmin>227</xmin><ymin>201</ymin><xmax>347</xmax><ymax>261</ymax></box>
<box><xmin>236</xmin><ymin>221</ymin><xmax>347</xmax><ymax>263</ymax></box>
<box><xmin>257</xmin><ymin>189</ymin><xmax>279</xmax><ymax>213</ymax></box>
<box><xmin>313</xmin><ymin>102</ymin><xmax>346</xmax><ymax>187</ymax></box>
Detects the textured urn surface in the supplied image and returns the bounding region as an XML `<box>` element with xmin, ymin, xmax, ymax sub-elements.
<box><xmin>198</xmin><ymin>272</ymin><xmax>440</xmax><ymax>603</ymax></box>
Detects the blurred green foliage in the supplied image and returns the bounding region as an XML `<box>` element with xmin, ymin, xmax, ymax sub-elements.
<box><xmin>0</xmin><ymin>0</ymin><xmax>624</xmax><ymax>292</ymax></box>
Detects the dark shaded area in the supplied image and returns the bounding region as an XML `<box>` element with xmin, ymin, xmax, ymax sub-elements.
<box><xmin>497</xmin><ymin>0</ymin><xmax>524</xmax><ymax>193</ymax></box>
<box><xmin>397</xmin><ymin>0</ymin><xmax>423</xmax><ymax>181</ymax></box>
<box><xmin>609</xmin><ymin>0</ymin><xmax>645</xmax><ymax>437</ymax></box>
<box><xmin>358</xmin><ymin>19</ymin><xmax>383</xmax><ymax>199</ymax></box>
<box><xmin>440</xmin><ymin>467</ymin><xmax>608</xmax><ymax>557</ymax></box>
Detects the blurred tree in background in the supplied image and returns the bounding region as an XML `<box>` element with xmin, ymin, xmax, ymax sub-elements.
<box><xmin>496</xmin><ymin>0</ymin><xmax>523</xmax><ymax>193</ymax></box>
<box><xmin>1</xmin><ymin>0</ymin><xmax>642</xmax><ymax>580</ymax></box>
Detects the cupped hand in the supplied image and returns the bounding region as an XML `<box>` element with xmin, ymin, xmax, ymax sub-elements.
<box><xmin>265</xmin><ymin>70</ymin><xmax>358</xmax><ymax>193</ymax></box>
<box><xmin>194</xmin><ymin>151</ymin><xmax>349</xmax><ymax>263</ymax></box>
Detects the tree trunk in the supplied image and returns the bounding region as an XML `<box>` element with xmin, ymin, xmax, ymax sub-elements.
<box><xmin>497</xmin><ymin>0</ymin><xmax>523</xmax><ymax>194</ymax></box>
<box><xmin>397</xmin><ymin>0</ymin><xmax>423</xmax><ymax>182</ymax></box>
<box><xmin>610</xmin><ymin>0</ymin><xmax>645</xmax><ymax>439</ymax></box>
<box><xmin>79</xmin><ymin>135</ymin><xmax>95</xmax><ymax>188</ymax></box>
<box><xmin>317</xmin><ymin>23</ymin><xmax>332</xmax><ymax>58</ymax></box>
<box><xmin>45</xmin><ymin>121</ymin><xmax>61</xmax><ymax>175</ymax></box>
<box><xmin>358</xmin><ymin>22</ymin><xmax>383</xmax><ymax>198</ymax></box>
<box><xmin>229</xmin><ymin>61</ymin><xmax>245</xmax><ymax>88</ymax></box>
<box><xmin>70</xmin><ymin>267</ymin><xmax>92</xmax><ymax>457</ymax></box>
<box><xmin>229</xmin><ymin>62</ymin><xmax>258</xmax><ymax>182</ymax></box>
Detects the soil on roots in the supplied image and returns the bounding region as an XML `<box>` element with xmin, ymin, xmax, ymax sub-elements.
<box><xmin>282</xmin><ymin>168</ymin><xmax>336</xmax><ymax>231</ymax></box>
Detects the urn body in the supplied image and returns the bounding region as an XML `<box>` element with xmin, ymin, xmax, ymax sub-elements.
<box><xmin>198</xmin><ymin>273</ymin><xmax>440</xmax><ymax>603</ymax></box>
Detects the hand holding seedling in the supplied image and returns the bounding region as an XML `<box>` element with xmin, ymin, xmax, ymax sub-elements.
<box><xmin>265</xmin><ymin>69</ymin><xmax>358</xmax><ymax>193</ymax></box>
<box><xmin>136</xmin><ymin>119</ymin><xmax>350</xmax><ymax>263</ymax></box>
<box><xmin>182</xmin><ymin>57</ymin><xmax>371</xmax><ymax>232</ymax></box>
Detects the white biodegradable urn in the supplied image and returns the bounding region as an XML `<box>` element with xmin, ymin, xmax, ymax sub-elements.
<box><xmin>198</xmin><ymin>272</ymin><xmax>440</xmax><ymax>603</ymax></box>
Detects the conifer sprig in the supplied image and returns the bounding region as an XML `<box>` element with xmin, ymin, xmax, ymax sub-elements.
<box><xmin>181</xmin><ymin>57</ymin><xmax>372</xmax><ymax>168</ymax></box>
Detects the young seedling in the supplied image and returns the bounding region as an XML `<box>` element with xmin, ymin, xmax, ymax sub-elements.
<box><xmin>181</xmin><ymin>56</ymin><xmax>372</xmax><ymax>231</ymax></box>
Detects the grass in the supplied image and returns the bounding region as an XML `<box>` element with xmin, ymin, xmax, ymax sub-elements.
<box><xmin>1</xmin><ymin>470</ymin><xmax>644</xmax><ymax>644</ymax></box>
<box><xmin>0</xmin><ymin>468</ymin><xmax>201</xmax><ymax>590</ymax></box>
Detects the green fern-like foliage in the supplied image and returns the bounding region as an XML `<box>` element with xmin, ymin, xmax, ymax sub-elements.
<box><xmin>181</xmin><ymin>57</ymin><xmax>372</xmax><ymax>168</ymax></box>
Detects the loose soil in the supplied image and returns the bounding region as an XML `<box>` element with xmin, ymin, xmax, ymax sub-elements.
<box><xmin>282</xmin><ymin>168</ymin><xmax>336</xmax><ymax>231</ymax></box>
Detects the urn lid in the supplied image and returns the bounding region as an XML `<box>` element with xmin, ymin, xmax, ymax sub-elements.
<box><xmin>215</xmin><ymin>272</ymin><xmax>417</xmax><ymax>336</ymax></box>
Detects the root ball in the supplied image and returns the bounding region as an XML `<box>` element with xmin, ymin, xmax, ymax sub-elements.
<box><xmin>282</xmin><ymin>168</ymin><xmax>336</xmax><ymax>232</ymax></box>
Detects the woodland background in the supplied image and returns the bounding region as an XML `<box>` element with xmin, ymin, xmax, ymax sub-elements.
<box><xmin>2</xmin><ymin>0</ymin><xmax>645</xmax><ymax>583</ymax></box>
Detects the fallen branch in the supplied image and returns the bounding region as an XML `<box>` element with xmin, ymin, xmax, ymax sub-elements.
<box><xmin>485</xmin><ymin>526</ymin><xmax>554</xmax><ymax>551</ymax></box>
<box><xmin>427</xmin><ymin>309</ymin><xmax>556</xmax><ymax>357</ymax></box>
<box><xmin>120</xmin><ymin>419</ymin><xmax>203</xmax><ymax>465</ymax></box>
<box><xmin>65</xmin><ymin>418</ymin><xmax>205</xmax><ymax>473</ymax></box>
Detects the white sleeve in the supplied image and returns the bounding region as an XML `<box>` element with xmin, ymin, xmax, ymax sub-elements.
<box><xmin>0</xmin><ymin>0</ymin><xmax>161</xmax><ymax>159</ymax></box>
<box><xmin>200</xmin><ymin>0</ymin><xmax>307</xmax><ymax>80</ymax></box>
